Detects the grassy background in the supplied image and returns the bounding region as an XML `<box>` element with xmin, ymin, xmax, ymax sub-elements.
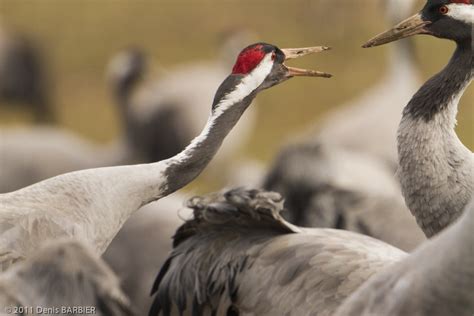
<box><xmin>0</xmin><ymin>0</ymin><xmax>472</xmax><ymax>191</ymax></box>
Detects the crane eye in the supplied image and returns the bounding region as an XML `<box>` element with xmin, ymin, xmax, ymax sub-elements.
<box><xmin>439</xmin><ymin>5</ymin><xmax>449</xmax><ymax>15</ymax></box>
<box><xmin>271</xmin><ymin>52</ymin><xmax>276</xmax><ymax>60</ymax></box>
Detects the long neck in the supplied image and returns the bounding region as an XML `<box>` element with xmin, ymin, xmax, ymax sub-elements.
<box><xmin>9</xmin><ymin>83</ymin><xmax>256</xmax><ymax>254</ymax></box>
<box><xmin>403</xmin><ymin>44</ymin><xmax>473</xmax><ymax>121</ymax></box>
<box><xmin>160</xmin><ymin>93</ymin><xmax>254</xmax><ymax>195</ymax></box>
<box><xmin>398</xmin><ymin>44</ymin><xmax>473</xmax><ymax>237</ymax></box>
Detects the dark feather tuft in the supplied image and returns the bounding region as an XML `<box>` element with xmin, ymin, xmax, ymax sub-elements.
<box><xmin>149</xmin><ymin>188</ymin><xmax>298</xmax><ymax>315</ymax></box>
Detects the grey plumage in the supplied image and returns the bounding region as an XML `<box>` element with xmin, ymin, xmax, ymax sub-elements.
<box><xmin>264</xmin><ymin>142</ymin><xmax>425</xmax><ymax>251</ymax></box>
<box><xmin>335</xmin><ymin>198</ymin><xmax>474</xmax><ymax>316</ymax></box>
<box><xmin>150</xmin><ymin>188</ymin><xmax>405</xmax><ymax>316</ymax></box>
<box><xmin>397</xmin><ymin>44</ymin><xmax>474</xmax><ymax>237</ymax></box>
<box><xmin>103</xmin><ymin>193</ymin><xmax>190</xmax><ymax>316</ymax></box>
<box><xmin>0</xmin><ymin>239</ymin><xmax>134</xmax><ymax>316</ymax></box>
<box><xmin>360</xmin><ymin>1</ymin><xmax>474</xmax><ymax>238</ymax></box>
<box><xmin>0</xmin><ymin>43</ymin><xmax>328</xmax><ymax>270</ymax></box>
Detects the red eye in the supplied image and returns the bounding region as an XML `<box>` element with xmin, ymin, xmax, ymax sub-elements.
<box><xmin>271</xmin><ymin>52</ymin><xmax>276</xmax><ymax>60</ymax></box>
<box><xmin>439</xmin><ymin>5</ymin><xmax>449</xmax><ymax>15</ymax></box>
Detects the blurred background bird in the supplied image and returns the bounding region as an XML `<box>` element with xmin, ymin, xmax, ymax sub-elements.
<box><xmin>262</xmin><ymin>0</ymin><xmax>427</xmax><ymax>251</ymax></box>
<box><xmin>0</xmin><ymin>239</ymin><xmax>134</xmax><ymax>315</ymax></box>
<box><xmin>0</xmin><ymin>25</ymin><xmax>54</xmax><ymax>123</ymax></box>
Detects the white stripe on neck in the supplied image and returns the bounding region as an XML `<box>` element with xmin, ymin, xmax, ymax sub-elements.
<box><xmin>169</xmin><ymin>53</ymin><xmax>274</xmax><ymax>164</ymax></box>
<box><xmin>213</xmin><ymin>53</ymin><xmax>274</xmax><ymax>117</ymax></box>
<box><xmin>447</xmin><ymin>4</ymin><xmax>474</xmax><ymax>24</ymax></box>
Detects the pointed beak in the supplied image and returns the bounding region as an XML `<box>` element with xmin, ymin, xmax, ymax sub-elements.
<box><xmin>363</xmin><ymin>13</ymin><xmax>431</xmax><ymax>48</ymax></box>
<box><xmin>281</xmin><ymin>46</ymin><xmax>332</xmax><ymax>78</ymax></box>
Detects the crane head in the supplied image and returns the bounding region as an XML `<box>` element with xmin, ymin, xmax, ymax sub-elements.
<box><xmin>231</xmin><ymin>43</ymin><xmax>331</xmax><ymax>88</ymax></box>
<box><xmin>107</xmin><ymin>48</ymin><xmax>146</xmax><ymax>93</ymax></box>
<box><xmin>210</xmin><ymin>42</ymin><xmax>331</xmax><ymax>113</ymax></box>
<box><xmin>364</xmin><ymin>0</ymin><xmax>473</xmax><ymax>48</ymax></box>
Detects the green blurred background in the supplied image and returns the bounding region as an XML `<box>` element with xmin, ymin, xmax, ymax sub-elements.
<box><xmin>0</xmin><ymin>0</ymin><xmax>472</xmax><ymax>191</ymax></box>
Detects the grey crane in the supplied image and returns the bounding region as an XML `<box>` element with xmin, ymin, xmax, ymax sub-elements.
<box><xmin>335</xmin><ymin>197</ymin><xmax>474</xmax><ymax>316</ymax></box>
<box><xmin>0</xmin><ymin>239</ymin><xmax>134</xmax><ymax>315</ymax></box>
<box><xmin>108</xmin><ymin>32</ymin><xmax>259</xmax><ymax>165</ymax></box>
<box><xmin>313</xmin><ymin>0</ymin><xmax>420</xmax><ymax>169</ymax></box>
<box><xmin>264</xmin><ymin>143</ymin><xmax>425</xmax><ymax>251</ymax></box>
<box><xmin>149</xmin><ymin>188</ymin><xmax>406</xmax><ymax>316</ymax></box>
<box><xmin>364</xmin><ymin>0</ymin><xmax>474</xmax><ymax>237</ymax></box>
<box><xmin>0</xmin><ymin>43</ymin><xmax>331</xmax><ymax>270</ymax></box>
<box><xmin>0</xmin><ymin>27</ymin><xmax>54</xmax><ymax>122</ymax></box>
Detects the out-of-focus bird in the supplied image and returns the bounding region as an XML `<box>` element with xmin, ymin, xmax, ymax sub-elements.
<box><xmin>263</xmin><ymin>0</ymin><xmax>425</xmax><ymax>251</ymax></box>
<box><xmin>364</xmin><ymin>0</ymin><xmax>474</xmax><ymax>237</ymax></box>
<box><xmin>335</xmin><ymin>197</ymin><xmax>474</xmax><ymax>316</ymax></box>
<box><xmin>264</xmin><ymin>143</ymin><xmax>425</xmax><ymax>251</ymax></box>
<box><xmin>149</xmin><ymin>188</ymin><xmax>406</xmax><ymax>316</ymax></box>
<box><xmin>0</xmin><ymin>127</ymin><xmax>133</xmax><ymax>193</ymax></box>
<box><xmin>0</xmin><ymin>239</ymin><xmax>134</xmax><ymax>315</ymax></box>
<box><xmin>0</xmin><ymin>47</ymin><xmax>146</xmax><ymax>193</ymax></box>
<box><xmin>0</xmin><ymin>43</ymin><xmax>331</xmax><ymax>270</ymax></box>
<box><xmin>0</xmin><ymin>27</ymin><xmax>54</xmax><ymax>123</ymax></box>
<box><xmin>313</xmin><ymin>0</ymin><xmax>420</xmax><ymax>169</ymax></box>
<box><xmin>107</xmin><ymin>31</ymin><xmax>258</xmax><ymax>165</ymax></box>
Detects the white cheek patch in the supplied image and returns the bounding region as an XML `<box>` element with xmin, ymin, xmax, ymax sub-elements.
<box><xmin>446</xmin><ymin>4</ymin><xmax>474</xmax><ymax>24</ymax></box>
<box><xmin>213</xmin><ymin>53</ymin><xmax>274</xmax><ymax>117</ymax></box>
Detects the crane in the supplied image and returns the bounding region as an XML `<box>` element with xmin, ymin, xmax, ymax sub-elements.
<box><xmin>364</xmin><ymin>0</ymin><xmax>474</xmax><ymax>237</ymax></box>
<box><xmin>0</xmin><ymin>43</ymin><xmax>331</xmax><ymax>270</ymax></box>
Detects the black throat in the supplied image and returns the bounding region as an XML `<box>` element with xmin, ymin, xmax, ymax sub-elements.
<box><xmin>404</xmin><ymin>42</ymin><xmax>473</xmax><ymax>122</ymax></box>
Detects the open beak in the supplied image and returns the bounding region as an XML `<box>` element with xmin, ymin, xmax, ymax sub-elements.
<box><xmin>281</xmin><ymin>46</ymin><xmax>332</xmax><ymax>78</ymax></box>
<box><xmin>363</xmin><ymin>13</ymin><xmax>431</xmax><ymax>48</ymax></box>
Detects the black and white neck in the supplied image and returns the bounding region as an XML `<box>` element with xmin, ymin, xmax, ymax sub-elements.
<box><xmin>398</xmin><ymin>42</ymin><xmax>473</xmax><ymax>237</ymax></box>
